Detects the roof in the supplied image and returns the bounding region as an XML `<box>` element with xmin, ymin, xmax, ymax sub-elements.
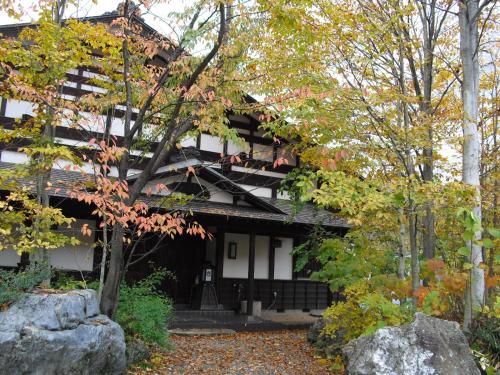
<box><xmin>0</xmin><ymin>162</ymin><xmax>347</xmax><ymax>228</ymax></box>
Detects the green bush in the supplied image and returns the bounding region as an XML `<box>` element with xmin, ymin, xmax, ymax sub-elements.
<box><xmin>50</xmin><ymin>268</ymin><xmax>173</xmax><ymax>347</ymax></box>
<box><xmin>0</xmin><ymin>261</ymin><xmax>52</xmax><ymax>306</ymax></box>
<box><xmin>116</xmin><ymin>269</ymin><xmax>174</xmax><ymax>347</ymax></box>
<box><xmin>468</xmin><ymin>312</ymin><xmax>499</xmax><ymax>373</ymax></box>
<box><xmin>52</xmin><ymin>271</ymin><xmax>88</xmax><ymax>291</ymax></box>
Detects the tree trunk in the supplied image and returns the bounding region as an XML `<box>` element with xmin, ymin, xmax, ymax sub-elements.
<box><xmin>99</xmin><ymin>223</ymin><xmax>124</xmax><ymax>318</ymax></box>
<box><xmin>459</xmin><ymin>0</ymin><xmax>484</xmax><ymax>330</ymax></box>
<box><xmin>97</xmin><ymin>222</ymin><xmax>108</xmax><ymax>304</ymax></box>
<box><xmin>409</xmin><ymin>198</ymin><xmax>419</xmax><ymax>308</ymax></box>
<box><xmin>398</xmin><ymin>208</ymin><xmax>407</xmax><ymax>280</ymax></box>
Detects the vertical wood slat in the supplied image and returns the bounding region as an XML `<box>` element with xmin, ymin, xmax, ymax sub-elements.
<box><xmin>268</xmin><ymin>236</ymin><xmax>275</xmax><ymax>280</ymax></box>
<box><xmin>218</xmin><ymin>278</ymin><xmax>331</xmax><ymax>310</ymax></box>
<box><xmin>303</xmin><ymin>283</ymin><xmax>308</xmax><ymax>310</ymax></box>
<box><xmin>281</xmin><ymin>281</ymin><xmax>285</xmax><ymax>310</ymax></box>
<box><xmin>247</xmin><ymin>232</ymin><xmax>256</xmax><ymax>315</ymax></box>
<box><xmin>315</xmin><ymin>282</ymin><xmax>319</xmax><ymax>309</ymax></box>
<box><xmin>215</xmin><ymin>230</ymin><xmax>225</xmax><ymax>302</ymax></box>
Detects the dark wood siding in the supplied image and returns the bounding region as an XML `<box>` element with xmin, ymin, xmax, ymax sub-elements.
<box><xmin>219</xmin><ymin>277</ymin><xmax>332</xmax><ymax>311</ymax></box>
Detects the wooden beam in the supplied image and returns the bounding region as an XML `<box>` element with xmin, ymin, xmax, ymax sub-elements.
<box><xmin>247</xmin><ymin>232</ymin><xmax>256</xmax><ymax>316</ymax></box>
<box><xmin>268</xmin><ymin>236</ymin><xmax>275</xmax><ymax>280</ymax></box>
<box><xmin>215</xmin><ymin>230</ymin><xmax>225</xmax><ymax>300</ymax></box>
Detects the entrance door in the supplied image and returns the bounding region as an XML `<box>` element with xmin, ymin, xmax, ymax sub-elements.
<box><xmin>162</xmin><ymin>236</ymin><xmax>205</xmax><ymax>305</ymax></box>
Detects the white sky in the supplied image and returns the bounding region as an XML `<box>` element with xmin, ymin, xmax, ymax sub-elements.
<box><xmin>0</xmin><ymin>1</ymin><xmax>188</xmax><ymax>38</ymax></box>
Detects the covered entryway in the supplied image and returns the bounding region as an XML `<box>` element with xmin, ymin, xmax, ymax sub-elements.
<box><xmin>127</xmin><ymin>235</ymin><xmax>206</xmax><ymax>305</ymax></box>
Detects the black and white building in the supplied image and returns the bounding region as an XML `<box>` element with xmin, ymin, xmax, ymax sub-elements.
<box><xmin>0</xmin><ymin>13</ymin><xmax>347</xmax><ymax>314</ymax></box>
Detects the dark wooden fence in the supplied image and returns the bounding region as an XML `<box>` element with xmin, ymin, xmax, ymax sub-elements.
<box><xmin>219</xmin><ymin>278</ymin><xmax>332</xmax><ymax>311</ymax></box>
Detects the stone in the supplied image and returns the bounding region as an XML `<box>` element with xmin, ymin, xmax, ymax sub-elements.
<box><xmin>307</xmin><ymin>317</ymin><xmax>326</xmax><ymax>344</ymax></box>
<box><xmin>169</xmin><ymin>328</ymin><xmax>236</xmax><ymax>336</ymax></box>
<box><xmin>126</xmin><ymin>338</ymin><xmax>150</xmax><ymax>366</ymax></box>
<box><xmin>308</xmin><ymin>317</ymin><xmax>345</xmax><ymax>358</ymax></box>
<box><xmin>0</xmin><ymin>289</ymin><xmax>126</xmax><ymax>375</ymax></box>
<box><xmin>342</xmin><ymin>313</ymin><xmax>480</xmax><ymax>375</ymax></box>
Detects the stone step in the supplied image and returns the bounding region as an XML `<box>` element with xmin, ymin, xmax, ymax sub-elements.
<box><xmin>169</xmin><ymin>328</ymin><xmax>236</xmax><ymax>336</ymax></box>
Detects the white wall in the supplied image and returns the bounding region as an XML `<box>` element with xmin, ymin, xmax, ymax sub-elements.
<box><xmin>222</xmin><ymin>233</ymin><xmax>269</xmax><ymax>279</ymax></box>
<box><xmin>144</xmin><ymin>176</ymin><xmax>234</xmax><ymax>204</ymax></box>
<box><xmin>200</xmin><ymin>134</ymin><xmax>224</xmax><ymax>153</ymax></box>
<box><xmin>49</xmin><ymin>219</ymin><xmax>95</xmax><ymax>271</ymax></box>
<box><xmin>255</xmin><ymin>235</ymin><xmax>269</xmax><ymax>279</ymax></box>
<box><xmin>274</xmin><ymin>237</ymin><xmax>293</xmax><ymax>280</ymax></box>
<box><xmin>0</xmin><ymin>150</ymin><xmax>29</xmax><ymax>164</ymax></box>
<box><xmin>227</xmin><ymin>139</ymin><xmax>250</xmax><ymax>155</ymax></box>
<box><xmin>180</xmin><ymin>135</ymin><xmax>197</xmax><ymax>148</ymax></box>
<box><xmin>223</xmin><ymin>233</ymin><xmax>249</xmax><ymax>278</ymax></box>
<box><xmin>0</xmin><ymin>220</ymin><xmax>96</xmax><ymax>271</ymax></box>
<box><xmin>0</xmin><ymin>249</ymin><xmax>21</xmax><ymax>267</ymax></box>
<box><xmin>277</xmin><ymin>190</ymin><xmax>291</xmax><ymax>200</ymax></box>
<box><xmin>237</xmin><ymin>184</ymin><xmax>273</xmax><ymax>198</ymax></box>
<box><xmin>5</xmin><ymin>99</ymin><xmax>35</xmax><ymax>118</ymax></box>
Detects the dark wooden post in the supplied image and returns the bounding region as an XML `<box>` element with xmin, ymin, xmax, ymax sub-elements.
<box><xmin>268</xmin><ymin>236</ymin><xmax>275</xmax><ymax>280</ymax></box>
<box><xmin>247</xmin><ymin>232</ymin><xmax>256</xmax><ymax>316</ymax></box>
<box><xmin>215</xmin><ymin>230</ymin><xmax>225</xmax><ymax>302</ymax></box>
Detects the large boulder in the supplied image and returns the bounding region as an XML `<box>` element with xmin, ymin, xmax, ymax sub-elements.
<box><xmin>0</xmin><ymin>289</ymin><xmax>126</xmax><ymax>375</ymax></box>
<box><xmin>342</xmin><ymin>313</ymin><xmax>480</xmax><ymax>375</ymax></box>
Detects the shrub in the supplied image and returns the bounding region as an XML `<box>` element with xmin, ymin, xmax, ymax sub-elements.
<box><xmin>52</xmin><ymin>271</ymin><xmax>88</xmax><ymax>291</ymax></box>
<box><xmin>0</xmin><ymin>261</ymin><xmax>52</xmax><ymax>306</ymax></box>
<box><xmin>322</xmin><ymin>280</ymin><xmax>412</xmax><ymax>357</ymax></box>
<box><xmin>468</xmin><ymin>307</ymin><xmax>500</xmax><ymax>373</ymax></box>
<box><xmin>116</xmin><ymin>269</ymin><xmax>174</xmax><ymax>347</ymax></box>
<box><xmin>50</xmin><ymin>268</ymin><xmax>173</xmax><ymax>347</ymax></box>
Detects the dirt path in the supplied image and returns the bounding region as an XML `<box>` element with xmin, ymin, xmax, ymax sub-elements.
<box><xmin>129</xmin><ymin>330</ymin><xmax>333</xmax><ymax>375</ymax></box>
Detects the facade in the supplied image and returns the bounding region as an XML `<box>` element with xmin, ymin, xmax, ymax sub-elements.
<box><xmin>0</xmin><ymin>15</ymin><xmax>347</xmax><ymax>314</ymax></box>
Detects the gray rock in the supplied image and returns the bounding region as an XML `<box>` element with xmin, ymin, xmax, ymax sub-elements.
<box><xmin>308</xmin><ymin>317</ymin><xmax>345</xmax><ymax>357</ymax></box>
<box><xmin>126</xmin><ymin>338</ymin><xmax>150</xmax><ymax>366</ymax></box>
<box><xmin>342</xmin><ymin>313</ymin><xmax>480</xmax><ymax>375</ymax></box>
<box><xmin>307</xmin><ymin>317</ymin><xmax>325</xmax><ymax>344</ymax></box>
<box><xmin>0</xmin><ymin>289</ymin><xmax>126</xmax><ymax>375</ymax></box>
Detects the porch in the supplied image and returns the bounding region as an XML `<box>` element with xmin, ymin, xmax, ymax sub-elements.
<box><xmin>170</xmin><ymin>308</ymin><xmax>322</xmax><ymax>332</ymax></box>
<box><xmin>126</xmin><ymin>217</ymin><xmax>339</xmax><ymax>317</ymax></box>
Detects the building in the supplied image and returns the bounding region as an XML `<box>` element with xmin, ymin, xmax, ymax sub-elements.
<box><xmin>0</xmin><ymin>11</ymin><xmax>347</xmax><ymax>314</ymax></box>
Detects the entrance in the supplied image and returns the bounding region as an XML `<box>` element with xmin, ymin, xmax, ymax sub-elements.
<box><xmin>161</xmin><ymin>236</ymin><xmax>206</xmax><ymax>305</ymax></box>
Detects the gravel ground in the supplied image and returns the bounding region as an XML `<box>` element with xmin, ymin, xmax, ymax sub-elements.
<box><xmin>129</xmin><ymin>330</ymin><xmax>333</xmax><ymax>375</ymax></box>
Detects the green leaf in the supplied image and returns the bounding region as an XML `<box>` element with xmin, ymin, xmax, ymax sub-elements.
<box><xmin>482</xmin><ymin>238</ymin><xmax>494</xmax><ymax>249</ymax></box>
<box><xmin>487</xmin><ymin>227</ymin><xmax>500</xmax><ymax>238</ymax></box>
<box><xmin>457</xmin><ymin>246</ymin><xmax>471</xmax><ymax>257</ymax></box>
<box><xmin>463</xmin><ymin>230</ymin><xmax>474</xmax><ymax>241</ymax></box>
<box><xmin>463</xmin><ymin>262</ymin><xmax>473</xmax><ymax>270</ymax></box>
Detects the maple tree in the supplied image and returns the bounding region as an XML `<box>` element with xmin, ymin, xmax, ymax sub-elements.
<box><xmin>0</xmin><ymin>0</ymin><xmax>285</xmax><ymax>317</ymax></box>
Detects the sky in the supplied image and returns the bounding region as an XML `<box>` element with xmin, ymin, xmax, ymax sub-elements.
<box><xmin>0</xmin><ymin>0</ymin><xmax>187</xmax><ymax>37</ymax></box>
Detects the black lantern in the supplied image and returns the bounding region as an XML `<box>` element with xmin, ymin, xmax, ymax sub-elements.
<box><xmin>228</xmin><ymin>241</ymin><xmax>237</xmax><ymax>259</ymax></box>
<box><xmin>201</xmin><ymin>262</ymin><xmax>215</xmax><ymax>284</ymax></box>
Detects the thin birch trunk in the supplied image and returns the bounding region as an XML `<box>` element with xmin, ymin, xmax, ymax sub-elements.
<box><xmin>459</xmin><ymin>0</ymin><xmax>485</xmax><ymax>330</ymax></box>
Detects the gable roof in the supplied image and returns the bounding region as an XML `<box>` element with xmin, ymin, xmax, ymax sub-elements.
<box><xmin>128</xmin><ymin>158</ymin><xmax>285</xmax><ymax>214</ymax></box>
<box><xmin>0</xmin><ymin>161</ymin><xmax>347</xmax><ymax>229</ymax></box>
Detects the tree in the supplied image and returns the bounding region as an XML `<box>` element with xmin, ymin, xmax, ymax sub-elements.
<box><xmin>458</xmin><ymin>0</ymin><xmax>497</xmax><ymax>330</ymax></box>
<box><xmin>0</xmin><ymin>3</ymin><xmax>114</xmax><ymax>266</ymax></box>
<box><xmin>42</xmin><ymin>0</ymin><xmax>268</xmax><ymax>317</ymax></box>
<box><xmin>249</xmin><ymin>0</ymin><xmax>465</xmax><ymax>303</ymax></box>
